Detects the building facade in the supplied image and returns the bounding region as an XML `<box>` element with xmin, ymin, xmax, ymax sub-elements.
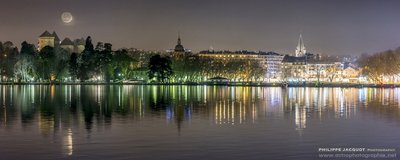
<box><xmin>60</xmin><ymin>38</ymin><xmax>85</xmax><ymax>54</ymax></box>
<box><xmin>281</xmin><ymin>56</ymin><xmax>308</xmax><ymax>82</ymax></box>
<box><xmin>38</xmin><ymin>31</ymin><xmax>60</xmax><ymax>51</ymax></box>
<box><xmin>60</xmin><ymin>38</ymin><xmax>74</xmax><ymax>53</ymax></box>
<box><xmin>305</xmin><ymin>61</ymin><xmax>342</xmax><ymax>82</ymax></box>
<box><xmin>198</xmin><ymin>50</ymin><xmax>284</xmax><ymax>82</ymax></box>
<box><xmin>39</xmin><ymin>30</ymin><xmax>85</xmax><ymax>54</ymax></box>
<box><xmin>341</xmin><ymin>66</ymin><xmax>361</xmax><ymax>82</ymax></box>
<box><xmin>259</xmin><ymin>52</ymin><xmax>284</xmax><ymax>81</ymax></box>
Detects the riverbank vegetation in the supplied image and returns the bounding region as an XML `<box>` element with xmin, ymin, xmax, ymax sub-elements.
<box><xmin>0</xmin><ymin>37</ymin><xmax>265</xmax><ymax>83</ymax></box>
<box><xmin>1</xmin><ymin>36</ymin><xmax>400</xmax><ymax>84</ymax></box>
<box><xmin>358</xmin><ymin>47</ymin><xmax>400</xmax><ymax>84</ymax></box>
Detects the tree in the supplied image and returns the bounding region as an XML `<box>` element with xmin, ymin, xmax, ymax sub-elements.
<box><xmin>112</xmin><ymin>49</ymin><xmax>134</xmax><ymax>80</ymax></box>
<box><xmin>14</xmin><ymin>41</ymin><xmax>36</xmax><ymax>82</ymax></box>
<box><xmin>84</xmin><ymin>36</ymin><xmax>94</xmax><ymax>53</ymax></box>
<box><xmin>20</xmin><ymin>41</ymin><xmax>36</xmax><ymax>56</ymax></box>
<box><xmin>36</xmin><ymin>46</ymin><xmax>68</xmax><ymax>82</ymax></box>
<box><xmin>315</xmin><ymin>65</ymin><xmax>324</xmax><ymax>84</ymax></box>
<box><xmin>0</xmin><ymin>42</ymin><xmax>3</xmax><ymax>55</ymax></box>
<box><xmin>326</xmin><ymin>65</ymin><xmax>339</xmax><ymax>82</ymax></box>
<box><xmin>148</xmin><ymin>55</ymin><xmax>173</xmax><ymax>83</ymax></box>
<box><xmin>240</xmin><ymin>60</ymin><xmax>265</xmax><ymax>82</ymax></box>
<box><xmin>104</xmin><ymin>43</ymin><xmax>112</xmax><ymax>52</ymax></box>
<box><xmin>171</xmin><ymin>55</ymin><xmax>191</xmax><ymax>82</ymax></box>
<box><xmin>0</xmin><ymin>41</ymin><xmax>5</xmax><ymax>81</ymax></box>
<box><xmin>134</xmin><ymin>51</ymin><xmax>155</xmax><ymax>81</ymax></box>
<box><xmin>14</xmin><ymin>54</ymin><xmax>34</xmax><ymax>82</ymax></box>
<box><xmin>97</xmin><ymin>42</ymin><xmax>113</xmax><ymax>82</ymax></box>
<box><xmin>14</xmin><ymin>41</ymin><xmax>37</xmax><ymax>82</ymax></box>
<box><xmin>69</xmin><ymin>53</ymin><xmax>79</xmax><ymax>81</ymax></box>
<box><xmin>77</xmin><ymin>36</ymin><xmax>97</xmax><ymax>81</ymax></box>
<box><xmin>95</xmin><ymin>42</ymin><xmax>104</xmax><ymax>51</ymax></box>
<box><xmin>53</xmin><ymin>47</ymin><xmax>69</xmax><ymax>81</ymax></box>
<box><xmin>358</xmin><ymin>48</ymin><xmax>400</xmax><ymax>84</ymax></box>
<box><xmin>0</xmin><ymin>42</ymin><xmax>18</xmax><ymax>81</ymax></box>
<box><xmin>37</xmin><ymin>46</ymin><xmax>55</xmax><ymax>81</ymax></box>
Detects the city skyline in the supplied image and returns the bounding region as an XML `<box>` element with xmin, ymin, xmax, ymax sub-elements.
<box><xmin>1</xmin><ymin>1</ymin><xmax>400</xmax><ymax>159</ymax></box>
<box><xmin>1</xmin><ymin>0</ymin><xmax>400</xmax><ymax>55</ymax></box>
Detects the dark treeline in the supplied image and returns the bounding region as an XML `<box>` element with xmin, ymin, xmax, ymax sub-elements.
<box><xmin>358</xmin><ymin>47</ymin><xmax>400</xmax><ymax>84</ymax></box>
<box><xmin>0</xmin><ymin>36</ymin><xmax>265</xmax><ymax>83</ymax></box>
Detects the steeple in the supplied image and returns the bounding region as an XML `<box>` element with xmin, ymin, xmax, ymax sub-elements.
<box><xmin>295</xmin><ymin>34</ymin><xmax>306</xmax><ymax>57</ymax></box>
<box><xmin>177</xmin><ymin>32</ymin><xmax>181</xmax><ymax>45</ymax></box>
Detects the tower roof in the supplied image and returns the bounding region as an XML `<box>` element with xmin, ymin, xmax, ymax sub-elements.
<box><xmin>39</xmin><ymin>31</ymin><xmax>60</xmax><ymax>42</ymax></box>
<box><xmin>39</xmin><ymin>30</ymin><xmax>53</xmax><ymax>37</ymax></box>
<box><xmin>60</xmin><ymin>38</ymin><xmax>74</xmax><ymax>45</ymax></box>
<box><xmin>282</xmin><ymin>55</ymin><xmax>307</xmax><ymax>63</ymax></box>
<box><xmin>52</xmin><ymin>31</ymin><xmax>60</xmax><ymax>42</ymax></box>
<box><xmin>295</xmin><ymin>34</ymin><xmax>307</xmax><ymax>57</ymax></box>
<box><xmin>297</xmin><ymin>34</ymin><xmax>305</xmax><ymax>51</ymax></box>
<box><xmin>174</xmin><ymin>34</ymin><xmax>185</xmax><ymax>52</ymax></box>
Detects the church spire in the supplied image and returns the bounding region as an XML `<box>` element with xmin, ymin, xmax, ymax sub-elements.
<box><xmin>298</xmin><ymin>34</ymin><xmax>303</xmax><ymax>50</ymax></box>
<box><xmin>177</xmin><ymin>32</ymin><xmax>181</xmax><ymax>45</ymax></box>
<box><xmin>295</xmin><ymin>34</ymin><xmax>306</xmax><ymax>57</ymax></box>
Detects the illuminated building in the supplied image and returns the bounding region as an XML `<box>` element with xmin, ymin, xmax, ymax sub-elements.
<box><xmin>38</xmin><ymin>31</ymin><xmax>60</xmax><ymax>51</ymax></box>
<box><xmin>280</xmin><ymin>34</ymin><xmax>353</xmax><ymax>82</ymax></box>
<box><xmin>259</xmin><ymin>52</ymin><xmax>285</xmax><ymax>80</ymax></box>
<box><xmin>39</xmin><ymin>31</ymin><xmax>85</xmax><ymax>53</ymax></box>
<box><xmin>60</xmin><ymin>38</ymin><xmax>85</xmax><ymax>54</ymax></box>
<box><xmin>198</xmin><ymin>50</ymin><xmax>260</xmax><ymax>60</ymax></box>
<box><xmin>281</xmin><ymin>56</ymin><xmax>308</xmax><ymax>81</ymax></box>
<box><xmin>168</xmin><ymin>34</ymin><xmax>192</xmax><ymax>57</ymax></box>
<box><xmin>305</xmin><ymin>61</ymin><xmax>342</xmax><ymax>81</ymax></box>
<box><xmin>198</xmin><ymin>50</ymin><xmax>284</xmax><ymax>81</ymax></box>
<box><xmin>282</xmin><ymin>57</ymin><xmax>347</xmax><ymax>82</ymax></box>
<box><xmin>60</xmin><ymin>38</ymin><xmax>74</xmax><ymax>53</ymax></box>
<box><xmin>341</xmin><ymin>66</ymin><xmax>361</xmax><ymax>82</ymax></box>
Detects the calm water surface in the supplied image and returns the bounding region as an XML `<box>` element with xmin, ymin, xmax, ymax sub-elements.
<box><xmin>0</xmin><ymin>85</ymin><xmax>399</xmax><ymax>159</ymax></box>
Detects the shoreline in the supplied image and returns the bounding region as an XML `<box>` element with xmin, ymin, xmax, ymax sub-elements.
<box><xmin>0</xmin><ymin>82</ymin><xmax>397</xmax><ymax>88</ymax></box>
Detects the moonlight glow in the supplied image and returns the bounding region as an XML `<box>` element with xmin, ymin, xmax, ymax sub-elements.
<box><xmin>61</xmin><ymin>12</ymin><xmax>73</xmax><ymax>24</ymax></box>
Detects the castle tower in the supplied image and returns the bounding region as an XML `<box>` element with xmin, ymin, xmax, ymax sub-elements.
<box><xmin>295</xmin><ymin>34</ymin><xmax>306</xmax><ymax>57</ymax></box>
<box><xmin>60</xmin><ymin>38</ymin><xmax>74</xmax><ymax>53</ymax></box>
<box><xmin>38</xmin><ymin>31</ymin><xmax>55</xmax><ymax>51</ymax></box>
<box><xmin>38</xmin><ymin>31</ymin><xmax>60</xmax><ymax>51</ymax></box>
<box><xmin>52</xmin><ymin>31</ymin><xmax>60</xmax><ymax>46</ymax></box>
<box><xmin>73</xmin><ymin>38</ymin><xmax>85</xmax><ymax>53</ymax></box>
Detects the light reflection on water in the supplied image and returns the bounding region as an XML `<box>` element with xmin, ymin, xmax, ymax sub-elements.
<box><xmin>0</xmin><ymin>85</ymin><xmax>399</xmax><ymax>159</ymax></box>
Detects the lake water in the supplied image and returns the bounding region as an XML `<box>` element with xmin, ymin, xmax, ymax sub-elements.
<box><xmin>0</xmin><ymin>85</ymin><xmax>399</xmax><ymax>160</ymax></box>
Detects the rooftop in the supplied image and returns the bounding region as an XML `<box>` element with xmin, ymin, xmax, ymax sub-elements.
<box><xmin>282</xmin><ymin>55</ymin><xmax>307</xmax><ymax>63</ymax></box>
<box><xmin>60</xmin><ymin>38</ymin><xmax>74</xmax><ymax>45</ymax></box>
<box><xmin>39</xmin><ymin>30</ymin><xmax>53</xmax><ymax>37</ymax></box>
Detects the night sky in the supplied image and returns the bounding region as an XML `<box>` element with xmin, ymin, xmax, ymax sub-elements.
<box><xmin>1</xmin><ymin>0</ymin><xmax>400</xmax><ymax>55</ymax></box>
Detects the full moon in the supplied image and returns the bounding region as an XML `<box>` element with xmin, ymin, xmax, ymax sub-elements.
<box><xmin>61</xmin><ymin>12</ymin><xmax>73</xmax><ymax>24</ymax></box>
